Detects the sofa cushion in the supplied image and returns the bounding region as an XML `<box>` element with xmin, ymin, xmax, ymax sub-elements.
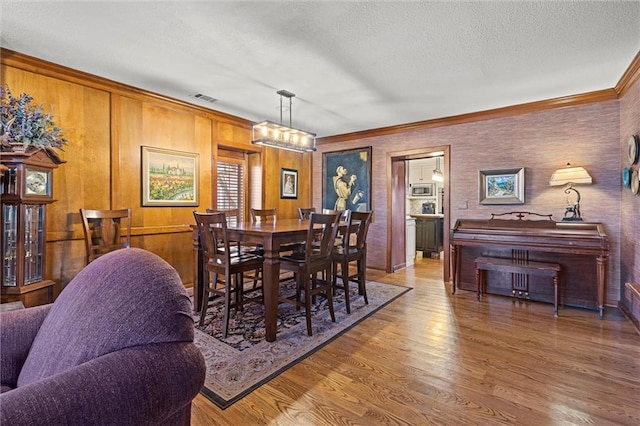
<box><xmin>17</xmin><ymin>248</ymin><xmax>194</xmax><ymax>387</ymax></box>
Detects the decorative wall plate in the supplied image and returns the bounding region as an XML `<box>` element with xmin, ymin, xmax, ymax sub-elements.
<box><xmin>622</xmin><ymin>167</ymin><xmax>631</xmax><ymax>187</ymax></box>
<box><xmin>632</xmin><ymin>169</ymin><xmax>639</xmax><ymax>195</ymax></box>
<box><xmin>628</xmin><ymin>135</ymin><xmax>639</xmax><ymax>165</ymax></box>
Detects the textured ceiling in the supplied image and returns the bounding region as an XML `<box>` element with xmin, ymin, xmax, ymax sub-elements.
<box><xmin>1</xmin><ymin>1</ymin><xmax>639</xmax><ymax>138</ymax></box>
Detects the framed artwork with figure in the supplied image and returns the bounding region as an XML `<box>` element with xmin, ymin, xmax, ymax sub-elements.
<box><xmin>322</xmin><ymin>146</ymin><xmax>372</xmax><ymax>212</ymax></box>
<box><xmin>280</xmin><ymin>168</ymin><xmax>298</xmax><ymax>199</ymax></box>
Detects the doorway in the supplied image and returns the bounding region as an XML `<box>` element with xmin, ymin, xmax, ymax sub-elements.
<box><xmin>386</xmin><ymin>146</ymin><xmax>450</xmax><ymax>282</ymax></box>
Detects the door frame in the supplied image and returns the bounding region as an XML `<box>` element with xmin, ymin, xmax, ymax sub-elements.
<box><xmin>386</xmin><ymin>145</ymin><xmax>450</xmax><ymax>281</ymax></box>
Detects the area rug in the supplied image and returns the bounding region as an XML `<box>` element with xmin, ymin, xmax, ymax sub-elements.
<box><xmin>193</xmin><ymin>279</ymin><xmax>411</xmax><ymax>409</ymax></box>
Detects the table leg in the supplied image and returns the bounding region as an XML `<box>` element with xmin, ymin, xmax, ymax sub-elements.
<box><xmin>553</xmin><ymin>275</ymin><xmax>559</xmax><ymax>317</ymax></box>
<box><xmin>596</xmin><ymin>255</ymin><xmax>606</xmax><ymax>319</ymax></box>
<box><xmin>262</xmin><ymin>247</ymin><xmax>280</xmax><ymax>342</ymax></box>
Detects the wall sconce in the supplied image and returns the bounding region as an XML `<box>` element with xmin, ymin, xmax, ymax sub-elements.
<box><xmin>549</xmin><ymin>163</ymin><xmax>592</xmax><ymax>221</ymax></box>
<box><xmin>251</xmin><ymin>90</ymin><xmax>316</xmax><ymax>153</ymax></box>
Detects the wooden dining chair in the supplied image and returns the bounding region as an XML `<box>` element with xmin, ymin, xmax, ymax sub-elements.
<box><xmin>79</xmin><ymin>208</ymin><xmax>132</xmax><ymax>265</ymax></box>
<box><xmin>298</xmin><ymin>207</ymin><xmax>316</xmax><ymax>220</ymax></box>
<box><xmin>331</xmin><ymin>210</ymin><xmax>373</xmax><ymax>313</ymax></box>
<box><xmin>278</xmin><ymin>212</ymin><xmax>341</xmax><ymax>336</ymax></box>
<box><xmin>193</xmin><ymin>211</ymin><xmax>264</xmax><ymax>338</ymax></box>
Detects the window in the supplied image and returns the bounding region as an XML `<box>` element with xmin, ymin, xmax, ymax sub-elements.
<box><xmin>216</xmin><ymin>159</ymin><xmax>244</xmax><ymax>226</ymax></box>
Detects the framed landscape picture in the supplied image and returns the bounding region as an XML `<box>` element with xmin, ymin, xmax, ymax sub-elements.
<box><xmin>141</xmin><ymin>146</ymin><xmax>199</xmax><ymax>206</ymax></box>
<box><xmin>281</xmin><ymin>168</ymin><xmax>298</xmax><ymax>199</ymax></box>
<box><xmin>322</xmin><ymin>146</ymin><xmax>372</xmax><ymax>211</ymax></box>
<box><xmin>479</xmin><ymin>167</ymin><xmax>525</xmax><ymax>205</ymax></box>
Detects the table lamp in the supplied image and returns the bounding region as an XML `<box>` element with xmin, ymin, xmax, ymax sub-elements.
<box><xmin>549</xmin><ymin>163</ymin><xmax>592</xmax><ymax>221</ymax></box>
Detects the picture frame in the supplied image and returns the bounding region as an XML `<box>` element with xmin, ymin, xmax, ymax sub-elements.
<box><xmin>322</xmin><ymin>146</ymin><xmax>372</xmax><ymax>211</ymax></box>
<box><xmin>280</xmin><ymin>168</ymin><xmax>298</xmax><ymax>199</ymax></box>
<box><xmin>479</xmin><ymin>167</ymin><xmax>525</xmax><ymax>205</ymax></box>
<box><xmin>141</xmin><ymin>146</ymin><xmax>199</xmax><ymax>207</ymax></box>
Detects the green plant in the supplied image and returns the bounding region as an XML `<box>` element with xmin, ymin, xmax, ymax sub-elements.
<box><xmin>0</xmin><ymin>85</ymin><xmax>67</xmax><ymax>151</ymax></box>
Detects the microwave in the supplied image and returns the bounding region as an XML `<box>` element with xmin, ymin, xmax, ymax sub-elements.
<box><xmin>411</xmin><ymin>184</ymin><xmax>434</xmax><ymax>196</ymax></box>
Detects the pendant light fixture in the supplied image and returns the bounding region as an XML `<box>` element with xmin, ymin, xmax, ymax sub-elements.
<box><xmin>251</xmin><ymin>90</ymin><xmax>316</xmax><ymax>152</ymax></box>
<box><xmin>432</xmin><ymin>157</ymin><xmax>444</xmax><ymax>182</ymax></box>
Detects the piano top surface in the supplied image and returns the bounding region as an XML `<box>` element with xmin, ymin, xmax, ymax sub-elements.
<box><xmin>451</xmin><ymin>218</ymin><xmax>608</xmax><ymax>254</ymax></box>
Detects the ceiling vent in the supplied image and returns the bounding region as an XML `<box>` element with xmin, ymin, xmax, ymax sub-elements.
<box><xmin>190</xmin><ymin>93</ymin><xmax>218</xmax><ymax>103</ymax></box>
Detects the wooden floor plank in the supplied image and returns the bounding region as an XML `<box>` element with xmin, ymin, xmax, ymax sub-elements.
<box><xmin>191</xmin><ymin>258</ymin><xmax>640</xmax><ymax>426</ymax></box>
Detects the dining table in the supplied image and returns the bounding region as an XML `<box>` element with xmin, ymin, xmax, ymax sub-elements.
<box><xmin>192</xmin><ymin>218</ymin><xmax>312</xmax><ymax>342</ymax></box>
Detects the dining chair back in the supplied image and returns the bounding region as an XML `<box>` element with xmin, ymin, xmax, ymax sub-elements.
<box><xmin>208</xmin><ymin>208</ymin><xmax>240</xmax><ymax>227</ymax></box>
<box><xmin>193</xmin><ymin>211</ymin><xmax>264</xmax><ymax>338</ymax></box>
<box><xmin>250</xmin><ymin>208</ymin><xmax>276</xmax><ymax>223</ymax></box>
<box><xmin>332</xmin><ymin>210</ymin><xmax>373</xmax><ymax>313</ymax></box>
<box><xmin>322</xmin><ymin>208</ymin><xmax>350</xmax><ymax>220</ymax></box>
<box><xmin>279</xmin><ymin>212</ymin><xmax>341</xmax><ymax>336</ymax></box>
<box><xmin>79</xmin><ymin>208</ymin><xmax>132</xmax><ymax>265</ymax></box>
<box><xmin>298</xmin><ymin>207</ymin><xmax>316</xmax><ymax>220</ymax></box>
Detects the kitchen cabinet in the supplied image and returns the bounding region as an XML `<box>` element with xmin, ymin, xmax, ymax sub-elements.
<box><xmin>408</xmin><ymin>163</ymin><xmax>430</xmax><ymax>185</ymax></box>
<box><xmin>415</xmin><ymin>216</ymin><xmax>443</xmax><ymax>256</ymax></box>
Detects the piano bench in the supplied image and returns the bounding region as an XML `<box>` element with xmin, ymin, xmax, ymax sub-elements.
<box><xmin>474</xmin><ymin>256</ymin><xmax>562</xmax><ymax>317</ymax></box>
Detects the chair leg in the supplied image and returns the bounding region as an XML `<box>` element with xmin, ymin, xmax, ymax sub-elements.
<box><xmin>222</xmin><ymin>272</ymin><xmax>232</xmax><ymax>339</ymax></box>
<box><xmin>295</xmin><ymin>272</ymin><xmax>303</xmax><ymax>310</ymax></box>
<box><xmin>253</xmin><ymin>268</ymin><xmax>261</xmax><ymax>289</ymax></box>
<box><xmin>325</xmin><ymin>272</ymin><xmax>336</xmax><ymax>323</ymax></box>
<box><xmin>200</xmin><ymin>271</ymin><xmax>216</xmax><ymax>326</ymax></box>
<box><xmin>341</xmin><ymin>259</ymin><xmax>351</xmax><ymax>313</ymax></box>
<box><xmin>357</xmin><ymin>257</ymin><xmax>368</xmax><ymax>305</ymax></box>
<box><xmin>304</xmin><ymin>276</ymin><xmax>313</xmax><ymax>336</ymax></box>
<box><xmin>235</xmin><ymin>272</ymin><xmax>243</xmax><ymax>311</ymax></box>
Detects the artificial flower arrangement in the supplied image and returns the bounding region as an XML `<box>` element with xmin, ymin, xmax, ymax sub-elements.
<box><xmin>0</xmin><ymin>85</ymin><xmax>67</xmax><ymax>152</ymax></box>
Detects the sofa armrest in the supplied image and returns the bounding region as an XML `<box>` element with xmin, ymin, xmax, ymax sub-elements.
<box><xmin>0</xmin><ymin>342</ymin><xmax>205</xmax><ymax>426</ymax></box>
<box><xmin>0</xmin><ymin>304</ymin><xmax>51</xmax><ymax>388</ymax></box>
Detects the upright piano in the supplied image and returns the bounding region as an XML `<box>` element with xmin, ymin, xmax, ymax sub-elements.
<box><xmin>450</xmin><ymin>212</ymin><xmax>609</xmax><ymax>318</ymax></box>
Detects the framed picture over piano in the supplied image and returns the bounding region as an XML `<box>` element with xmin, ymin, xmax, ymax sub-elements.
<box><xmin>478</xmin><ymin>167</ymin><xmax>525</xmax><ymax>205</ymax></box>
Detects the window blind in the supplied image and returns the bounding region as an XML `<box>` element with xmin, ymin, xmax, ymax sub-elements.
<box><xmin>216</xmin><ymin>160</ymin><xmax>244</xmax><ymax>225</ymax></box>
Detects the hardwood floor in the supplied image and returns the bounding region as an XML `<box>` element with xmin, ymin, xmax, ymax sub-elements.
<box><xmin>191</xmin><ymin>258</ymin><xmax>640</xmax><ymax>425</ymax></box>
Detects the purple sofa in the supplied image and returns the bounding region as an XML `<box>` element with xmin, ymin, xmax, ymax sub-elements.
<box><xmin>0</xmin><ymin>248</ymin><xmax>206</xmax><ymax>425</ymax></box>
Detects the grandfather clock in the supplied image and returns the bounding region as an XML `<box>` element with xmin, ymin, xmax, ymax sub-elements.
<box><xmin>1</xmin><ymin>148</ymin><xmax>64</xmax><ymax>307</ymax></box>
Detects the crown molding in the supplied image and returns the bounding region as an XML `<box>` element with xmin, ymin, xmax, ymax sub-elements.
<box><xmin>0</xmin><ymin>48</ymin><xmax>252</xmax><ymax>129</ymax></box>
<box><xmin>318</xmin><ymin>89</ymin><xmax>618</xmax><ymax>145</ymax></box>
<box><xmin>616</xmin><ymin>50</ymin><xmax>640</xmax><ymax>97</ymax></box>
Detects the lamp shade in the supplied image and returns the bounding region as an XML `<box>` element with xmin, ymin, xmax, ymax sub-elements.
<box><xmin>549</xmin><ymin>163</ymin><xmax>592</xmax><ymax>186</ymax></box>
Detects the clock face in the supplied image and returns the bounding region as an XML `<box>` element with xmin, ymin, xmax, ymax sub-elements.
<box><xmin>25</xmin><ymin>169</ymin><xmax>50</xmax><ymax>196</ymax></box>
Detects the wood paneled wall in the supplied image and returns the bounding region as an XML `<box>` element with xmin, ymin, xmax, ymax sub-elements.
<box><xmin>1</xmin><ymin>49</ymin><xmax>310</xmax><ymax>293</ymax></box>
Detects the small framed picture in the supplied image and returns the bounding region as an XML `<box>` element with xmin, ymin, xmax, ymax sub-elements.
<box><xmin>479</xmin><ymin>167</ymin><xmax>525</xmax><ymax>205</ymax></box>
<box><xmin>281</xmin><ymin>168</ymin><xmax>298</xmax><ymax>199</ymax></box>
